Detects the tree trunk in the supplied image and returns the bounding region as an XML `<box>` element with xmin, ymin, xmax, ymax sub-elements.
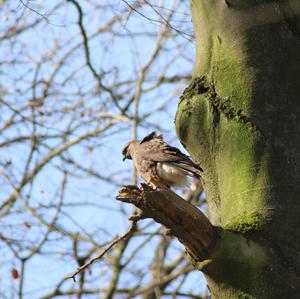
<box><xmin>175</xmin><ymin>0</ymin><xmax>300</xmax><ymax>298</ymax></box>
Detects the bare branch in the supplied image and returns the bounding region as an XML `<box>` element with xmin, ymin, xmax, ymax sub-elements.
<box><xmin>65</xmin><ymin>215</ymin><xmax>140</xmax><ymax>282</ymax></box>
<box><xmin>117</xmin><ymin>185</ymin><xmax>219</xmax><ymax>261</ymax></box>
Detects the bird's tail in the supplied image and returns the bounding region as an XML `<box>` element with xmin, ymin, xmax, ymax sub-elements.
<box><xmin>173</xmin><ymin>161</ymin><xmax>203</xmax><ymax>179</ymax></box>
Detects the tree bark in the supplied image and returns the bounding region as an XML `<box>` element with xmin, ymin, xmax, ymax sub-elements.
<box><xmin>175</xmin><ymin>0</ymin><xmax>300</xmax><ymax>298</ymax></box>
<box><xmin>116</xmin><ymin>185</ymin><xmax>218</xmax><ymax>261</ymax></box>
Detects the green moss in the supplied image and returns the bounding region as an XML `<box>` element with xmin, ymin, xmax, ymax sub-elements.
<box><xmin>176</xmin><ymin>77</ymin><xmax>214</xmax><ymax>158</ymax></box>
<box><xmin>176</xmin><ymin>77</ymin><xmax>270</xmax><ymax>227</ymax></box>
<box><xmin>203</xmin><ymin>231</ymin><xmax>271</xmax><ymax>297</ymax></box>
<box><xmin>223</xmin><ymin>211</ymin><xmax>265</xmax><ymax>233</ymax></box>
<box><xmin>210</xmin><ymin>34</ymin><xmax>254</xmax><ymax>113</ymax></box>
<box><xmin>181</xmin><ymin>76</ymin><xmax>210</xmax><ymax>99</ymax></box>
<box><xmin>192</xmin><ymin>2</ymin><xmax>254</xmax><ymax>115</ymax></box>
<box><xmin>190</xmin><ymin>258</ymin><xmax>213</xmax><ymax>271</ymax></box>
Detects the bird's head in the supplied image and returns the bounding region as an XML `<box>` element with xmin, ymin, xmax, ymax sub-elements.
<box><xmin>122</xmin><ymin>132</ymin><xmax>163</xmax><ymax>161</ymax></box>
<box><xmin>122</xmin><ymin>140</ymin><xmax>137</xmax><ymax>161</ymax></box>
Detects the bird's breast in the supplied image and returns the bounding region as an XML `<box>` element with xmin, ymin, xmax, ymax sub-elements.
<box><xmin>156</xmin><ymin>162</ymin><xmax>188</xmax><ymax>187</ymax></box>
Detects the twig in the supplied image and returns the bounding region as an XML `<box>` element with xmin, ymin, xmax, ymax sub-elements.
<box><xmin>18</xmin><ymin>0</ymin><xmax>49</xmax><ymax>22</ymax></box>
<box><xmin>65</xmin><ymin>216</ymin><xmax>140</xmax><ymax>282</ymax></box>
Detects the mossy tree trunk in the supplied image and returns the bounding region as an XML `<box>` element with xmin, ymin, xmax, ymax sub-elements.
<box><xmin>176</xmin><ymin>1</ymin><xmax>300</xmax><ymax>298</ymax></box>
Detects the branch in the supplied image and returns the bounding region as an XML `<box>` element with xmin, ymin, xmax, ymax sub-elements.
<box><xmin>18</xmin><ymin>0</ymin><xmax>49</xmax><ymax>21</ymax></box>
<box><xmin>65</xmin><ymin>217</ymin><xmax>139</xmax><ymax>282</ymax></box>
<box><xmin>116</xmin><ymin>185</ymin><xmax>219</xmax><ymax>261</ymax></box>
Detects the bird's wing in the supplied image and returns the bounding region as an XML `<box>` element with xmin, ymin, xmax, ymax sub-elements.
<box><xmin>140</xmin><ymin>131</ymin><xmax>157</xmax><ymax>144</ymax></box>
<box><xmin>141</xmin><ymin>139</ymin><xmax>203</xmax><ymax>179</ymax></box>
<box><xmin>140</xmin><ymin>131</ymin><xmax>163</xmax><ymax>144</ymax></box>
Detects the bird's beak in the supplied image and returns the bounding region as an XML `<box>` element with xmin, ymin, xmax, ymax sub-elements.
<box><xmin>122</xmin><ymin>156</ymin><xmax>126</xmax><ymax>161</ymax></box>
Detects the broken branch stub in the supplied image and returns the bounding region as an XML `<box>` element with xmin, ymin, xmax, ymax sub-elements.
<box><xmin>116</xmin><ymin>185</ymin><xmax>219</xmax><ymax>261</ymax></box>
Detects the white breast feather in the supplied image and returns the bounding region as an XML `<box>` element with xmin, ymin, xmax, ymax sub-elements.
<box><xmin>157</xmin><ymin>162</ymin><xmax>188</xmax><ymax>187</ymax></box>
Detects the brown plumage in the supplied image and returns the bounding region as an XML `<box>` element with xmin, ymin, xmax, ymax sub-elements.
<box><xmin>122</xmin><ymin>132</ymin><xmax>203</xmax><ymax>189</ymax></box>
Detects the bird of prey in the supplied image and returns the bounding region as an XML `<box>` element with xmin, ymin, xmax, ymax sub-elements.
<box><xmin>122</xmin><ymin>132</ymin><xmax>203</xmax><ymax>189</ymax></box>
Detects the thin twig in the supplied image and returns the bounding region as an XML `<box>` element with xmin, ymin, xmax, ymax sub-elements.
<box><xmin>65</xmin><ymin>217</ymin><xmax>140</xmax><ymax>282</ymax></box>
<box><xmin>18</xmin><ymin>0</ymin><xmax>49</xmax><ymax>22</ymax></box>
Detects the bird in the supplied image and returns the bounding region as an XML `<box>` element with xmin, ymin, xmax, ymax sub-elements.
<box><xmin>122</xmin><ymin>132</ymin><xmax>203</xmax><ymax>189</ymax></box>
